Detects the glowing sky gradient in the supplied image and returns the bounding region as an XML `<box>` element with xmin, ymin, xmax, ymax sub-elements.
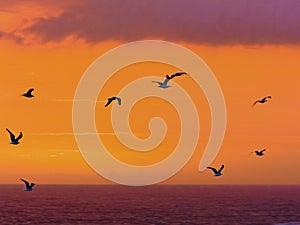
<box><xmin>0</xmin><ymin>1</ymin><xmax>299</xmax><ymax>184</ymax></box>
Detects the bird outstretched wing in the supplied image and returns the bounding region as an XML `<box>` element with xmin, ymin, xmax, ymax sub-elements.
<box><xmin>6</xmin><ymin>128</ymin><xmax>16</xmax><ymax>142</ymax></box>
<box><xmin>16</xmin><ymin>132</ymin><xmax>23</xmax><ymax>142</ymax></box>
<box><xmin>116</xmin><ymin>97</ymin><xmax>121</xmax><ymax>105</ymax></box>
<box><xmin>218</xmin><ymin>165</ymin><xmax>225</xmax><ymax>173</ymax></box>
<box><xmin>105</xmin><ymin>98</ymin><xmax>113</xmax><ymax>107</ymax></box>
<box><xmin>20</xmin><ymin>178</ymin><xmax>30</xmax><ymax>189</ymax></box>
<box><xmin>27</xmin><ymin>88</ymin><xmax>34</xmax><ymax>95</ymax></box>
<box><xmin>162</xmin><ymin>78</ymin><xmax>170</xmax><ymax>86</ymax></box>
<box><xmin>152</xmin><ymin>81</ymin><xmax>162</xmax><ymax>85</ymax></box>
<box><xmin>252</xmin><ymin>101</ymin><xmax>259</xmax><ymax>107</ymax></box>
<box><xmin>170</xmin><ymin>72</ymin><xmax>187</xmax><ymax>79</ymax></box>
<box><xmin>207</xmin><ymin>167</ymin><xmax>218</xmax><ymax>174</ymax></box>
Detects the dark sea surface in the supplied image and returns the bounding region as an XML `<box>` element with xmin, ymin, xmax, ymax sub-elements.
<box><xmin>0</xmin><ymin>185</ymin><xmax>299</xmax><ymax>225</ymax></box>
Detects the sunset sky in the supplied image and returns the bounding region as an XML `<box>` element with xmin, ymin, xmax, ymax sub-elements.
<box><xmin>0</xmin><ymin>0</ymin><xmax>299</xmax><ymax>184</ymax></box>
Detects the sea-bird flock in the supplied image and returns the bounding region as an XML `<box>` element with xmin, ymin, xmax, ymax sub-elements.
<box><xmin>9</xmin><ymin>72</ymin><xmax>272</xmax><ymax>190</ymax></box>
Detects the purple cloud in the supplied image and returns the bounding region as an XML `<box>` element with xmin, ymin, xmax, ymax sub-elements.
<box><xmin>5</xmin><ymin>0</ymin><xmax>300</xmax><ymax>45</ymax></box>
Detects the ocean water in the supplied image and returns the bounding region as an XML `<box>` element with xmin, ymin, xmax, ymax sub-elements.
<box><xmin>0</xmin><ymin>185</ymin><xmax>299</xmax><ymax>225</ymax></box>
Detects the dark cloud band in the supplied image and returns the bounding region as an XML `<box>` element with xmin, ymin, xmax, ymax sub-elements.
<box><xmin>3</xmin><ymin>0</ymin><xmax>300</xmax><ymax>45</ymax></box>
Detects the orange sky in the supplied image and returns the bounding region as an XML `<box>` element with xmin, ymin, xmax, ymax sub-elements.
<box><xmin>0</xmin><ymin>1</ymin><xmax>299</xmax><ymax>184</ymax></box>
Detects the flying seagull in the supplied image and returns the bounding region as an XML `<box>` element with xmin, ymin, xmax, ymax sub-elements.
<box><xmin>207</xmin><ymin>165</ymin><xmax>224</xmax><ymax>176</ymax></box>
<box><xmin>22</xmin><ymin>88</ymin><xmax>34</xmax><ymax>98</ymax></box>
<box><xmin>6</xmin><ymin>128</ymin><xmax>23</xmax><ymax>145</ymax></box>
<box><xmin>252</xmin><ymin>96</ymin><xmax>272</xmax><ymax>107</ymax></box>
<box><xmin>105</xmin><ymin>96</ymin><xmax>121</xmax><ymax>107</ymax></box>
<box><xmin>166</xmin><ymin>72</ymin><xmax>187</xmax><ymax>80</ymax></box>
<box><xmin>152</xmin><ymin>78</ymin><xmax>171</xmax><ymax>88</ymax></box>
<box><xmin>20</xmin><ymin>178</ymin><xmax>35</xmax><ymax>191</ymax></box>
<box><xmin>254</xmin><ymin>149</ymin><xmax>266</xmax><ymax>156</ymax></box>
<box><xmin>153</xmin><ymin>72</ymin><xmax>188</xmax><ymax>88</ymax></box>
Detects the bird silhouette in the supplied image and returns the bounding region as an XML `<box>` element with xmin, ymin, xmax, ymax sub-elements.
<box><xmin>105</xmin><ymin>96</ymin><xmax>121</xmax><ymax>107</ymax></box>
<box><xmin>166</xmin><ymin>72</ymin><xmax>187</xmax><ymax>80</ymax></box>
<box><xmin>22</xmin><ymin>88</ymin><xmax>34</xmax><ymax>98</ymax></box>
<box><xmin>254</xmin><ymin>149</ymin><xmax>266</xmax><ymax>156</ymax></box>
<box><xmin>207</xmin><ymin>165</ymin><xmax>224</xmax><ymax>176</ymax></box>
<box><xmin>20</xmin><ymin>178</ymin><xmax>35</xmax><ymax>191</ymax></box>
<box><xmin>252</xmin><ymin>96</ymin><xmax>272</xmax><ymax>107</ymax></box>
<box><xmin>6</xmin><ymin>128</ymin><xmax>23</xmax><ymax>145</ymax></box>
<box><xmin>153</xmin><ymin>72</ymin><xmax>188</xmax><ymax>88</ymax></box>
